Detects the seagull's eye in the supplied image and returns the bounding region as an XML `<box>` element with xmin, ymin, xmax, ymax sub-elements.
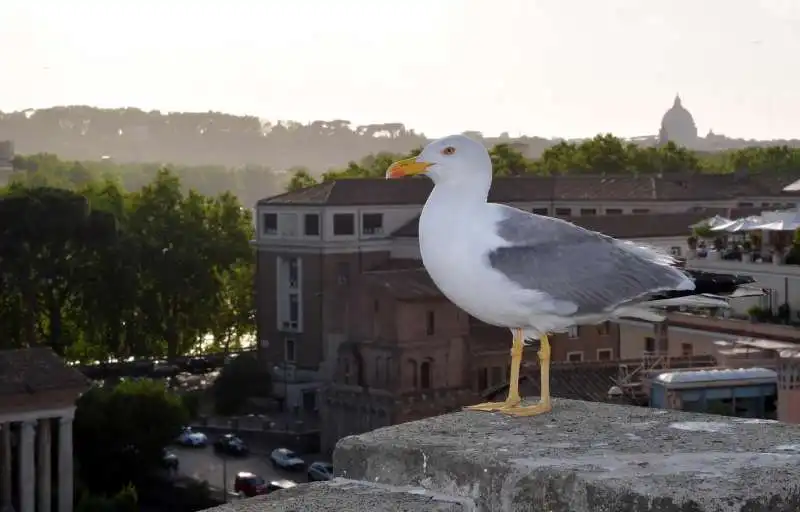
<box><xmin>441</xmin><ymin>146</ymin><xmax>456</xmax><ymax>156</ymax></box>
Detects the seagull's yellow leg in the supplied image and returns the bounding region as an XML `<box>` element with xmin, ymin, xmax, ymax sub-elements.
<box><xmin>464</xmin><ymin>328</ymin><xmax>524</xmax><ymax>412</ymax></box>
<box><xmin>499</xmin><ymin>334</ymin><xmax>553</xmax><ymax>417</ymax></box>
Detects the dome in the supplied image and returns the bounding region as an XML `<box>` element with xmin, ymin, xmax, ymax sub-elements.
<box><xmin>659</xmin><ymin>95</ymin><xmax>698</xmax><ymax>147</ymax></box>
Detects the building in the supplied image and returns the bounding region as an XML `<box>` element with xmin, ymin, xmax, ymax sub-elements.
<box><xmin>0</xmin><ymin>347</ymin><xmax>88</xmax><ymax>512</ymax></box>
<box><xmin>659</xmin><ymin>95</ymin><xmax>699</xmax><ymax>148</ymax></box>
<box><xmin>253</xmin><ymin>173</ymin><xmax>800</xmax><ymax>449</ymax></box>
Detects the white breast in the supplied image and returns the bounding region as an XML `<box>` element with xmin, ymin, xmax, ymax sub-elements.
<box><xmin>418</xmin><ymin>196</ymin><xmax>532</xmax><ymax>327</ymax></box>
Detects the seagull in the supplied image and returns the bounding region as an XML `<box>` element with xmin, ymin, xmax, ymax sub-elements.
<box><xmin>386</xmin><ymin>134</ymin><xmax>764</xmax><ymax>417</ymax></box>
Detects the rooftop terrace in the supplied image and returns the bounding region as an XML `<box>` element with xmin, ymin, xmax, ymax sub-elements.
<box><xmin>206</xmin><ymin>399</ymin><xmax>800</xmax><ymax>511</ymax></box>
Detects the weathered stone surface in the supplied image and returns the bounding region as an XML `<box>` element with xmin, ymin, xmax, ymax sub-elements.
<box><xmin>202</xmin><ymin>479</ymin><xmax>470</xmax><ymax>511</ymax></box>
<box><xmin>334</xmin><ymin>398</ymin><xmax>800</xmax><ymax>512</ymax></box>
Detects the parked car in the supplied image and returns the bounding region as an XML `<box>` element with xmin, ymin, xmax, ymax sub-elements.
<box><xmin>185</xmin><ymin>357</ymin><xmax>212</xmax><ymax>374</ymax></box>
<box><xmin>307</xmin><ymin>461</ymin><xmax>333</xmax><ymax>481</ymax></box>
<box><xmin>213</xmin><ymin>434</ymin><xmax>248</xmax><ymax>456</ymax></box>
<box><xmin>161</xmin><ymin>448</ymin><xmax>179</xmax><ymax>471</ymax></box>
<box><xmin>176</xmin><ymin>427</ymin><xmax>208</xmax><ymax>447</ymax></box>
<box><xmin>265</xmin><ymin>479</ymin><xmax>297</xmax><ymax>494</ymax></box>
<box><xmin>233</xmin><ymin>472</ymin><xmax>267</xmax><ymax>497</ymax></box>
<box><xmin>269</xmin><ymin>448</ymin><xmax>305</xmax><ymax>471</ymax></box>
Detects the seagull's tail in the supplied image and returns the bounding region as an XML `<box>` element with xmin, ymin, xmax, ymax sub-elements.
<box><xmin>612</xmin><ymin>269</ymin><xmax>766</xmax><ymax>322</ymax></box>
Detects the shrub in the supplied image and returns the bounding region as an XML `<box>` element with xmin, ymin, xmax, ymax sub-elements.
<box><xmin>212</xmin><ymin>353</ymin><xmax>272</xmax><ymax>416</ymax></box>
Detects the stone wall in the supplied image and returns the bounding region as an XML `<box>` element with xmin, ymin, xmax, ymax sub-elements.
<box><xmin>205</xmin><ymin>399</ymin><xmax>800</xmax><ymax>511</ymax></box>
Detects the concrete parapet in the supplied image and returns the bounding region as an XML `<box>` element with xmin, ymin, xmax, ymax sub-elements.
<box><xmin>205</xmin><ymin>398</ymin><xmax>800</xmax><ymax>511</ymax></box>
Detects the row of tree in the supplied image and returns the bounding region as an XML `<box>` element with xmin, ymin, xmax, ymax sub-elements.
<box><xmin>0</xmin><ymin>163</ymin><xmax>255</xmax><ymax>361</ymax></box>
<box><xmin>10</xmin><ymin>154</ymin><xmax>283</xmax><ymax>211</ymax></box>
<box><xmin>286</xmin><ymin>135</ymin><xmax>800</xmax><ymax>191</ymax></box>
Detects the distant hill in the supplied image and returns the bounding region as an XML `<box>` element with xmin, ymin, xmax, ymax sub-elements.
<box><xmin>0</xmin><ymin>107</ymin><xmax>556</xmax><ymax>172</ymax></box>
<box><xmin>2</xmin><ymin>106</ymin><xmax>799</xmax><ymax>172</ymax></box>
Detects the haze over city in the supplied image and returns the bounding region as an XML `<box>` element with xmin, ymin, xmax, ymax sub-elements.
<box><xmin>3</xmin><ymin>0</ymin><xmax>800</xmax><ymax>140</ymax></box>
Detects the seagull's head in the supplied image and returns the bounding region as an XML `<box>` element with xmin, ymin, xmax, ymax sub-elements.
<box><xmin>386</xmin><ymin>134</ymin><xmax>492</xmax><ymax>186</ymax></box>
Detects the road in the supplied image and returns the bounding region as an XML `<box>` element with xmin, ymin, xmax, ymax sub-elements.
<box><xmin>174</xmin><ymin>445</ymin><xmax>319</xmax><ymax>492</ymax></box>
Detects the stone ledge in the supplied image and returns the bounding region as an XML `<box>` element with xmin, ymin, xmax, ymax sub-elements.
<box><xmin>334</xmin><ymin>398</ymin><xmax>800</xmax><ymax>512</ymax></box>
<box><xmin>202</xmin><ymin>479</ymin><xmax>471</xmax><ymax>511</ymax></box>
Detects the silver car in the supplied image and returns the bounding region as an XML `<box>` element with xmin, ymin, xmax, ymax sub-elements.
<box><xmin>307</xmin><ymin>461</ymin><xmax>333</xmax><ymax>481</ymax></box>
<box><xmin>269</xmin><ymin>448</ymin><xmax>305</xmax><ymax>471</ymax></box>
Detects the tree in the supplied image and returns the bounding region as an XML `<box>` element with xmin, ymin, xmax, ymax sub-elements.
<box><xmin>74</xmin><ymin>379</ymin><xmax>188</xmax><ymax>493</ymax></box>
<box><xmin>76</xmin><ymin>484</ymin><xmax>138</xmax><ymax>512</ymax></box>
<box><xmin>0</xmin><ymin>187</ymin><xmax>118</xmax><ymax>352</ymax></box>
<box><xmin>286</xmin><ymin>167</ymin><xmax>317</xmax><ymax>191</ymax></box>
<box><xmin>213</xmin><ymin>353</ymin><xmax>272</xmax><ymax>415</ymax></box>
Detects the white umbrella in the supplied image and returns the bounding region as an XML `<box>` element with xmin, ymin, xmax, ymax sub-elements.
<box><xmin>712</xmin><ymin>216</ymin><xmax>764</xmax><ymax>232</ymax></box>
<box><xmin>752</xmin><ymin>211</ymin><xmax>800</xmax><ymax>231</ymax></box>
<box><xmin>690</xmin><ymin>215</ymin><xmax>731</xmax><ymax>229</ymax></box>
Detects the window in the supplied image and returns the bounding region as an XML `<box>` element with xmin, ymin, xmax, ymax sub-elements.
<box><xmin>288</xmin><ymin>294</ymin><xmax>299</xmax><ymax>324</ymax></box>
<box><xmin>580</xmin><ymin>208</ymin><xmax>597</xmax><ymax>216</ymax></box>
<box><xmin>532</xmin><ymin>207</ymin><xmax>549</xmax><ymax>215</ymax></box>
<box><xmin>597</xmin><ymin>348</ymin><xmax>613</xmax><ymax>361</ymax></box>
<box><xmin>567</xmin><ymin>351</ymin><xmax>584</xmax><ymax>362</ymax></box>
<box><xmin>426</xmin><ymin>311</ymin><xmax>435</xmax><ymax>335</ymax></box>
<box><xmin>645</xmin><ymin>336</ymin><xmax>656</xmax><ymax>353</ymax></box>
<box><xmin>337</xmin><ymin>262</ymin><xmax>350</xmax><ymax>285</ymax></box>
<box><xmin>738</xmin><ymin>202</ymin><xmax>754</xmax><ymax>208</ymax></box>
<box><xmin>555</xmin><ymin>208</ymin><xmax>572</xmax><ymax>217</ymax></box>
<box><xmin>362</xmin><ymin>213</ymin><xmax>384</xmax><ymax>235</ymax></box>
<box><xmin>420</xmin><ymin>361</ymin><xmax>432</xmax><ymax>389</ymax></box>
<box><xmin>632</xmin><ymin>208</ymin><xmax>650</xmax><ymax>214</ymax></box>
<box><xmin>375</xmin><ymin>357</ymin><xmax>383</xmax><ymax>385</ymax></box>
<box><xmin>288</xmin><ymin>258</ymin><xmax>299</xmax><ymax>288</ymax></box>
<box><xmin>333</xmin><ymin>213</ymin><xmax>355</xmax><ymax>235</ymax></box>
<box><xmin>304</xmin><ymin>214</ymin><xmax>320</xmax><ymax>236</ymax></box>
<box><xmin>477</xmin><ymin>368</ymin><xmax>488</xmax><ymax>391</ymax></box>
<box><xmin>285</xmin><ymin>338</ymin><xmax>296</xmax><ymax>362</ymax></box>
<box><xmin>606</xmin><ymin>208</ymin><xmax>623</xmax><ymax>215</ymax></box>
<box><xmin>262</xmin><ymin>213</ymin><xmax>277</xmax><ymax>235</ymax></box>
<box><xmin>681</xmin><ymin>343</ymin><xmax>693</xmax><ymax>357</ymax></box>
<box><xmin>568</xmin><ymin>326</ymin><xmax>579</xmax><ymax>338</ymax></box>
<box><xmin>597</xmin><ymin>322</ymin><xmax>610</xmax><ymax>336</ymax></box>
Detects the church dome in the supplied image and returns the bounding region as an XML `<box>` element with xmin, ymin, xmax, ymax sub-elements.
<box><xmin>659</xmin><ymin>95</ymin><xmax>698</xmax><ymax>147</ymax></box>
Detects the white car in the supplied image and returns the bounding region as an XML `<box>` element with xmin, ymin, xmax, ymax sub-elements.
<box><xmin>269</xmin><ymin>448</ymin><xmax>305</xmax><ymax>471</ymax></box>
<box><xmin>176</xmin><ymin>427</ymin><xmax>208</xmax><ymax>447</ymax></box>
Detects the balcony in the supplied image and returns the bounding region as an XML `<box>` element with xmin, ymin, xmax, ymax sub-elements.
<box><xmin>204</xmin><ymin>398</ymin><xmax>800</xmax><ymax>511</ymax></box>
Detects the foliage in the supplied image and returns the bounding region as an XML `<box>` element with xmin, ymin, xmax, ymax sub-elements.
<box><xmin>75</xmin><ymin>484</ymin><xmax>138</xmax><ymax>512</ymax></box>
<box><xmin>74</xmin><ymin>379</ymin><xmax>189</xmax><ymax>493</ymax></box>
<box><xmin>283</xmin><ymin>134</ymin><xmax>800</xmax><ymax>192</ymax></box>
<box><xmin>213</xmin><ymin>353</ymin><xmax>272</xmax><ymax>416</ymax></box>
<box><xmin>10</xmin><ymin>153</ymin><xmax>280</xmax><ymax>211</ymax></box>
<box><xmin>0</xmin><ymin>164</ymin><xmax>255</xmax><ymax>360</ymax></box>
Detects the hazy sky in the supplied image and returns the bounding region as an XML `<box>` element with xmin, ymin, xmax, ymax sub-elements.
<box><xmin>3</xmin><ymin>0</ymin><xmax>800</xmax><ymax>139</ymax></box>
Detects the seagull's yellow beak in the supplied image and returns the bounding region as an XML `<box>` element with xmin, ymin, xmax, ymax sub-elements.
<box><xmin>386</xmin><ymin>157</ymin><xmax>433</xmax><ymax>179</ymax></box>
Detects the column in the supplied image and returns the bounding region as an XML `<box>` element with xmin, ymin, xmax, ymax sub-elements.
<box><xmin>37</xmin><ymin>419</ymin><xmax>52</xmax><ymax>512</ymax></box>
<box><xmin>1</xmin><ymin>423</ymin><xmax>11</xmax><ymax>511</ymax></box>
<box><xmin>57</xmin><ymin>416</ymin><xmax>73</xmax><ymax>512</ymax></box>
<box><xmin>19</xmin><ymin>420</ymin><xmax>35</xmax><ymax>512</ymax></box>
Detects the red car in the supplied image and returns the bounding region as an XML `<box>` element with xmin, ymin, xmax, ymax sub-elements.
<box><xmin>234</xmin><ymin>472</ymin><xmax>295</xmax><ymax>497</ymax></box>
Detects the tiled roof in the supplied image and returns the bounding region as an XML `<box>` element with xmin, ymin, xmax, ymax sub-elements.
<box><xmin>362</xmin><ymin>268</ymin><xmax>442</xmax><ymax>301</ymax></box>
<box><xmin>0</xmin><ymin>348</ymin><xmax>89</xmax><ymax>396</ymax></box>
<box><xmin>392</xmin><ymin>211</ymin><xmax>715</xmax><ymax>239</ymax></box>
<box><xmin>259</xmin><ymin>173</ymin><xmax>800</xmax><ymax>206</ymax></box>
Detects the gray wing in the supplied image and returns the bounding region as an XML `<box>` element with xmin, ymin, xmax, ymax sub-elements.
<box><xmin>487</xmin><ymin>204</ymin><xmax>693</xmax><ymax>316</ymax></box>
